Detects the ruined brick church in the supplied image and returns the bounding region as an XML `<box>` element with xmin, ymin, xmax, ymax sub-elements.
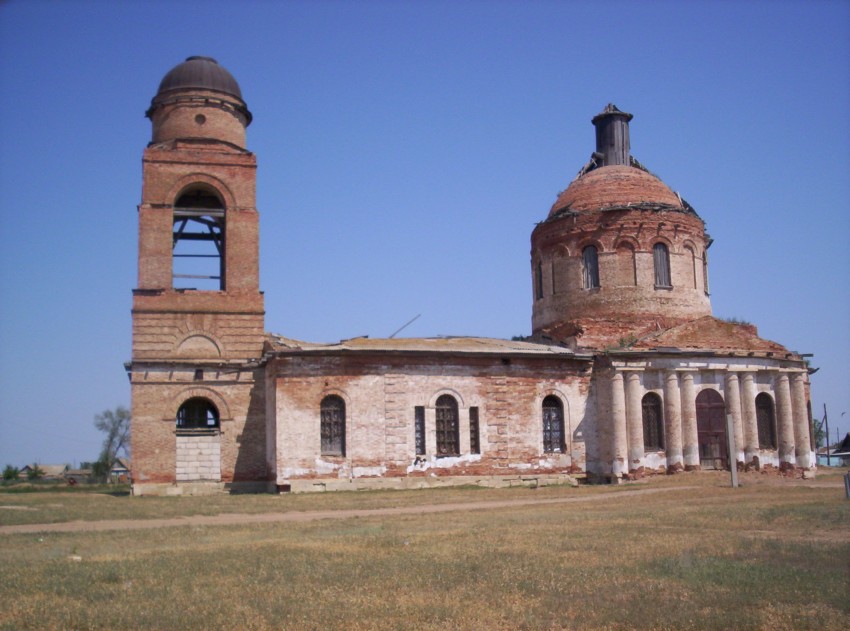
<box><xmin>129</xmin><ymin>57</ymin><xmax>815</xmax><ymax>494</ymax></box>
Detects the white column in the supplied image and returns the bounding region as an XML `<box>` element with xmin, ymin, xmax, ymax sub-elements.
<box><xmin>663</xmin><ymin>370</ymin><xmax>683</xmax><ymax>471</ymax></box>
<box><xmin>610</xmin><ymin>371</ymin><xmax>628</xmax><ymax>477</ymax></box>
<box><xmin>741</xmin><ymin>372</ymin><xmax>759</xmax><ymax>465</ymax></box>
<box><xmin>775</xmin><ymin>372</ymin><xmax>796</xmax><ymax>468</ymax></box>
<box><xmin>724</xmin><ymin>372</ymin><xmax>745</xmax><ymax>465</ymax></box>
<box><xmin>791</xmin><ymin>372</ymin><xmax>813</xmax><ymax>469</ymax></box>
<box><xmin>680</xmin><ymin>371</ymin><xmax>699</xmax><ymax>470</ymax></box>
<box><xmin>625</xmin><ymin>371</ymin><xmax>644</xmax><ymax>472</ymax></box>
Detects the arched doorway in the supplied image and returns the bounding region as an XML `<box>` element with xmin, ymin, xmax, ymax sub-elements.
<box><xmin>175</xmin><ymin>397</ymin><xmax>221</xmax><ymax>482</ymax></box>
<box><xmin>696</xmin><ymin>389</ymin><xmax>727</xmax><ymax>469</ymax></box>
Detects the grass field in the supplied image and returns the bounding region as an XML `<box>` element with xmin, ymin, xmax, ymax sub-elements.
<box><xmin>1</xmin><ymin>470</ymin><xmax>847</xmax><ymax>630</ymax></box>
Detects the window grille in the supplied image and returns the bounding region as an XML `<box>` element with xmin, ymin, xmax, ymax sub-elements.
<box><xmin>435</xmin><ymin>395</ymin><xmax>459</xmax><ymax>456</ymax></box>
<box><xmin>469</xmin><ymin>406</ymin><xmax>480</xmax><ymax>455</ymax></box>
<box><xmin>542</xmin><ymin>396</ymin><xmax>565</xmax><ymax>453</ymax></box>
<box><xmin>653</xmin><ymin>242</ymin><xmax>672</xmax><ymax>288</ymax></box>
<box><xmin>582</xmin><ymin>245</ymin><xmax>600</xmax><ymax>289</ymax></box>
<box><xmin>755</xmin><ymin>393</ymin><xmax>777</xmax><ymax>449</ymax></box>
<box><xmin>642</xmin><ymin>393</ymin><xmax>664</xmax><ymax>451</ymax></box>
<box><xmin>414</xmin><ymin>406</ymin><xmax>425</xmax><ymax>455</ymax></box>
<box><xmin>321</xmin><ymin>395</ymin><xmax>346</xmax><ymax>456</ymax></box>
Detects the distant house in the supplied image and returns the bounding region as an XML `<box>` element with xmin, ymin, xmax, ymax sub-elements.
<box><xmin>110</xmin><ymin>458</ymin><xmax>131</xmax><ymax>483</ymax></box>
<box><xmin>817</xmin><ymin>433</ymin><xmax>850</xmax><ymax>467</ymax></box>
<box><xmin>18</xmin><ymin>464</ymin><xmax>68</xmax><ymax>480</ymax></box>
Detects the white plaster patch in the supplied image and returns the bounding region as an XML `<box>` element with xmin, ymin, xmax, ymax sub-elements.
<box><xmin>352</xmin><ymin>466</ymin><xmax>387</xmax><ymax>478</ymax></box>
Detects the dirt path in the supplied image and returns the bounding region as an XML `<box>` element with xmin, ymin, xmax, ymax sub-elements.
<box><xmin>0</xmin><ymin>486</ymin><xmax>697</xmax><ymax>535</ymax></box>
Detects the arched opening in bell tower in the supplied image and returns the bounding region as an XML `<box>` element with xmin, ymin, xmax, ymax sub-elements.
<box><xmin>172</xmin><ymin>185</ymin><xmax>225</xmax><ymax>290</ymax></box>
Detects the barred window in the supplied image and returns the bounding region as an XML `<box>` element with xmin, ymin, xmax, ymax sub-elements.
<box><xmin>469</xmin><ymin>406</ymin><xmax>480</xmax><ymax>455</ymax></box>
<box><xmin>756</xmin><ymin>393</ymin><xmax>777</xmax><ymax>449</ymax></box>
<box><xmin>653</xmin><ymin>242</ymin><xmax>672</xmax><ymax>288</ymax></box>
<box><xmin>582</xmin><ymin>245</ymin><xmax>600</xmax><ymax>289</ymax></box>
<box><xmin>542</xmin><ymin>396</ymin><xmax>565</xmax><ymax>453</ymax></box>
<box><xmin>642</xmin><ymin>393</ymin><xmax>664</xmax><ymax>451</ymax></box>
<box><xmin>320</xmin><ymin>395</ymin><xmax>346</xmax><ymax>456</ymax></box>
<box><xmin>435</xmin><ymin>395</ymin><xmax>459</xmax><ymax>456</ymax></box>
<box><xmin>176</xmin><ymin>397</ymin><xmax>219</xmax><ymax>429</ymax></box>
<box><xmin>414</xmin><ymin>406</ymin><xmax>425</xmax><ymax>455</ymax></box>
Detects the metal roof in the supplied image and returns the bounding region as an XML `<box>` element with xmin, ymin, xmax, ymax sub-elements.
<box><xmin>267</xmin><ymin>334</ymin><xmax>592</xmax><ymax>359</ymax></box>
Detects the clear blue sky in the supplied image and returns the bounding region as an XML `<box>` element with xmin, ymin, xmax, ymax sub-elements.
<box><xmin>1</xmin><ymin>0</ymin><xmax>848</xmax><ymax>467</ymax></box>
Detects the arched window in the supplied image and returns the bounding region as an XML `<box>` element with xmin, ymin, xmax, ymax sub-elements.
<box><xmin>435</xmin><ymin>395</ymin><xmax>459</xmax><ymax>456</ymax></box>
<box><xmin>653</xmin><ymin>242</ymin><xmax>672</xmax><ymax>288</ymax></box>
<box><xmin>542</xmin><ymin>395</ymin><xmax>565</xmax><ymax>453</ymax></box>
<box><xmin>642</xmin><ymin>393</ymin><xmax>664</xmax><ymax>451</ymax></box>
<box><xmin>320</xmin><ymin>395</ymin><xmax>346</xmax><ymax>456</ymax></box>
<box><xmin>755</xmin><ymin>393</ymin><xmax>777</xmax><ymax>449</ymax></box>
<box><xmin>582</xmin><ymin>246</ymin><xmax>600</xmax><ymax>289</ymax></box>
<box><xmin>534</xmin><ymin>261</ymin><xmax>543</xmax><ymax>300</ymax></box>
<box><xmin>173</xmin><ymin>186</ymin><xmax>225</xmax><ymax>290</ymax></box>
<box><xmin>176</xmin><ymin>397</ymin><xmax>220</xmax><ymax>430</ymax></box>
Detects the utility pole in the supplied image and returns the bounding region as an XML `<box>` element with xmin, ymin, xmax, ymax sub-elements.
<box><xmin>824</xmin><ymin>403</ymin><xmax>831</xmax><ymax>467</ymax></box>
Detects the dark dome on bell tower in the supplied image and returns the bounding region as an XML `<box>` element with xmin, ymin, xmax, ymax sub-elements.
<box><xmin>155</xmin><ymin>56</ymin><xmax>244</xmax><ymax>100</ymax></box>
<box><xmin>146</xmin><ymin>56</ymin><xmax>252</xmax><ymax>148</ymax></box>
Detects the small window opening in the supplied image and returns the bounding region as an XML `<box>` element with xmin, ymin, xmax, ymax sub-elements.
<box><xmin>414</xmin><ymin>406</ymin><xmax>426</xmax><ymax>455</ymax></box>
<box><xmin>534</xmin><ymin>261</ymin><xmax>544</xmax><ymax>300</ymax></box>
<box><xmin>176</xmin><ymin>397</ymin><xmax>220</xmax><ymax>430</ymax></box>
<box><xmin>173</xmin><ymin>187</ymin><xmax>225</xmax><ymax>290</ymax></box>
<box><xmin>193</xmin><ymin>369</ymin><xmax>204</xmax><ymax>381</ymax></box>
<box><xmin>469</xmin><ymin>406</ymin><xmax>480</xmax><ymax>455</ymax></box>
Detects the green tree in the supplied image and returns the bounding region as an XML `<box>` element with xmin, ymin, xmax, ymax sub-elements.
<box><xmin>813</xmin><ymin>417</ymin><xmax>827</xmax><ymax>449</ymax></box>
<box><xmin>94</xmin><ymin>406</ymin><xmax>130</xmax><ymax>483</ymax></box>
<box><xmin>26</xmin><ymin>464</ymin><xmax>45</xmax><ymax>480</ymax></box>
<box><xmin>2</xmin><ymin>464</ymin><xmax>19</xmax><ymax>480</ymax></box>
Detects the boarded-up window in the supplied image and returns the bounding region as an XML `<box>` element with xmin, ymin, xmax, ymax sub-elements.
<box><xmin>542</xmin><ymin>396</ymin><xmax>565</xmax><ymax>453</ymax></box>
<box><xmin>684</xmin><ymin>245</ymin><xmax>697</xmax><ymax>289</ymax></box>
<box><xmin>414</xmin><ymin>406</ymin><xmax>425</xmax><ymax>455</ymax></box>
<box><xmin>642</xmin><ymin>393</ymin><xmax>664</xmax><ymax>451</ymax></box>
<box><xmin>469</xmin><ymin>406</ymin><xmax>480</xmax><ymax>454</ymax></box>
<box><xmin>582</xmin><ymin>246</ymin><xmax>600</xmax><ymax>289</ymax></box>
<box><xmin>321</xmin><ymin>395</ymin><xmax>346</xmax><ymax>456</ymax></box>
<box><xmin>435</xmin><ymin>395</ymin><xmax>459</xmax><ymax>456</ymax></box>
<box><xmin>756</xmin><ymin>393</ymin><xmax>777</xmax><ymax>449</ymax></box>
<box><xmin>653</xmin><ymin>243</ymin><xmax>672</xmax><ymax>288</ymax></box>
<box><xmin>553</xmin><ymin>258</ymin><xmax>570</xmax><ymax>294</ymax></box>
<box><xmin>617</xmin><ymin>242</ymin><xmax>636</xmax><ymax>286</ymax></box>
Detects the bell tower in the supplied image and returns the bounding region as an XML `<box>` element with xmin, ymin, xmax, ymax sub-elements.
<box><xmin>130</xmin><ymin>57</ymin><xmax>267</xmax><ymax>494</ymax></box>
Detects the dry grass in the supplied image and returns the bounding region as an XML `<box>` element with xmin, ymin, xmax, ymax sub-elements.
<box><xmin>0</xmin><ymin>470</ymin><xmax>847</xmax><ymax>630</ymax></box>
